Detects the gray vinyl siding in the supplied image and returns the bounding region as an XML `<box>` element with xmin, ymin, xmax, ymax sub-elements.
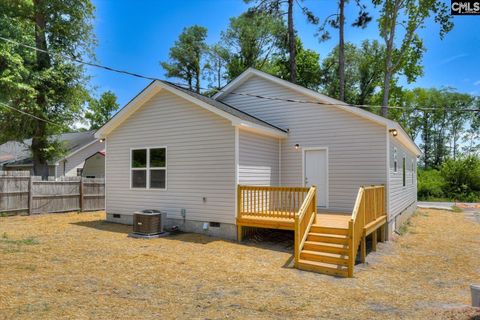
<box><xmin>239</xmin><ymin>129</ymin><xmax>279</xmax><ymax>186</ymax></box>
<box><xmin>61</xmin><ymin>140</ymin><xmax>105</xmax><ymax>176</ymax></box>
<box><xmin>82</xmin><ymin>154</ymin><xmax>105</xmax><ymax>178</ymax></box>
<box><xmin>388</xmin><ymin>136</ymin><xmax>417</xmax><ymax>218</ymax></box>
<box><xmin>220</xmin><ymin>75</ymin><xmax>387</xmax><ymax>212</ymax></box>
<box><xmin>106</xmin><ymin>90</ymin><xmax>236</xmax><ymax>224</ymax></box>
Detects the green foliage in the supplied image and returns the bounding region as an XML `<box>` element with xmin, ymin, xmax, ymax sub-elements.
<box><xmin>440</xmin><ymin>156</ymin><xmax>480</xmax><ymax>202</ymax></box>
<box><xmin>160</xmin><ymin>25</ymin><xmax>208</xmax><ymax>93</ymax></box>
<box><xmin>204</xmin><ymin>43</ymin><xmax>229</xmax><ymax>90</ymax></box>
<box><xmin>418</xmin><ymin>157</ymin><xmax>480</xmax><ymax>202</ymax></box>
<box><xmin>319</xmin><ymin>40</ymin><xmax>386</xmax><ymax>105</ymax></box>
<box><xmin>85</xmin><ymin>91</ymin><xmax>119</xmax><ymax>130</ymax></box>
<box><xmin>272</xmin><ymin>39</ymin><xmax>321</xmax><ymax>89</ymax></box>
<box><xmin>417</xmin><ymin>168</ymin><xmax>445</xmax><ymax>200</ymax></box>
<box><xmin>0</xmin><ymin>0</ymin><xmax>95</xmax><ymax>176</ymax></box>
<box><xmin>373</xmin><ymin>0</ymin><xmax>454</xmax><ymax>112</ymax></box>
<box><xmin>221</xmin><ymin>10</ymin><xmax>286</xmax><ymax>80</ymax></box>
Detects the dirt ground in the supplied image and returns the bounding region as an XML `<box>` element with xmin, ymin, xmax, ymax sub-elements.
<box><xmin>0</xmin><ymin>208</ymin><xmax>479</xmax><ymax>320</ymax></box>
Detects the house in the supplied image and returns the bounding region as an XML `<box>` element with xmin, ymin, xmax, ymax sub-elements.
<box><xmin>0</xmin><ymin>131</ymin><xmax>105</xmax><ymax>177</ymax></box>
<box><xmin>82</xmin><ymin>149</ymin><xmax>105</xmax><ymax>178</ymax></box>
<box><xmin>95</xmin><ymin>68</ymin><xmax>421</xmax><ymax>276</ymax></box>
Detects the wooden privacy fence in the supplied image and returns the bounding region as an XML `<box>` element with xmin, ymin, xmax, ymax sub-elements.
<box><xmin>0</xmin><ymin>171</ymin><xmax>104</xmax><ymax>215</ymax></box>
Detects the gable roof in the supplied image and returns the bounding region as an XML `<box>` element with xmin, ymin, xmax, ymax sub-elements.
<box><xmin>1</xmin><ymin>131</ymin><xmax>98</xmax><ymax>167</ymax></box>
<box><xmin>213</xmin><ymin>68</ymin><xmax>421</xmax><ymax>156</ymax></box>
<box><xmin>94</xmin><ymin>80</ymin><xmax>288</xmax><ymax>140</ymax></box>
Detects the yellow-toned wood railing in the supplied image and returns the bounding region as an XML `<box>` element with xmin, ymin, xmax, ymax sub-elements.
<box><xmin>347</xmin><ymin>185</ymin><xmax>385</xmax><ymax>277</ymax></box>
<box><xmin>237</xmin><ymin>185</ymin><xmax>310</xmax><ymax>220</ymax></box>
<box><xmin>294</xmin><ymin>186</ymin><xmax>317</xmax><ymax>267</ymax></box>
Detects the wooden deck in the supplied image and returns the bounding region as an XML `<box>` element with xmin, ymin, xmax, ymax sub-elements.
<box><xmin>237</xmin><ymin>184</ymin><xmax>387</xmax><ymax>277</ymax></box>
<box><xmin>237</xmin><ymin>211</ymin><xmax>351</xmax><ymax>230</ymax></box>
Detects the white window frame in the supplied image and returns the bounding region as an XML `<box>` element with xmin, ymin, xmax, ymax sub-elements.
<box><xmin>130</xmin><ymin>146</ymin><xmax>167</xmax><ymax>190</ymax></box>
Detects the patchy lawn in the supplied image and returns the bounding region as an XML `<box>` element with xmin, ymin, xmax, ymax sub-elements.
<box><xmin>0</xmin><ymin>209</ymin><xmax>479</xmax><ymax>319</ymax></box>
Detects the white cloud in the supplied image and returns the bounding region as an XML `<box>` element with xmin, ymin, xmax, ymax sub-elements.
<box><xmin>439</xmin><ymin>53</ymin><xmax>468</xmax><ymax>65</ymax></box>
<box><xmin>473</xmin><ymin>80</ymin><xmax>480</xmax><ymax>86</ymax></box>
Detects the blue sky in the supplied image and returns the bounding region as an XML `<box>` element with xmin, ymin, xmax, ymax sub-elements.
<box><xmin>89</xmin><ymin>0</ymin><xmax>480</xmax><ymax>106</ymax></box>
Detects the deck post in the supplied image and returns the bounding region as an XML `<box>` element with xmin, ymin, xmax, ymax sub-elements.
<box><xmin>361</xmin><ymin>234</ymin><xmax>366</xmax><ymax>263</ymax></box>
<box><xmin>237</xmin><ymin>225</ymin><xmax>243</xmax><ymax>242</ymax></box>
<box><xmin>372</xmin><ymin>230</ymin><xmax>377</xmax><ymax>252</ymax></box>
<box><xmin>294</xmin><ymin>215</ymin><xmax>300</xmax><ymax>267</ymax></box>
<box><xmin>379</xmin><ymin>224</ymin><xmax>386</xmax><ymax>242</ymax></box>
<box><xmin>347</xmin><ymin>219</ymin><xmax>354</xmax><ymax>277</ymax></box>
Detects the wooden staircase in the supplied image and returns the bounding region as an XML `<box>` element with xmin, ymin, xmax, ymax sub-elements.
<box><xmin>297</xmin><ymin>224</ymin><xmax>350</xmax><ymax>277</ymax></box>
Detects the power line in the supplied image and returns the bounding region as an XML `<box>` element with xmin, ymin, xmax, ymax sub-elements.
<box><xmin>0</xmin><ymin>101</ymin><xmax>66</xmax><ymax>127</ymax></box>
<box><xmin>1</xmin><ymin>36</ymin><xmax>479</xmax><ymax>113</ymax></box>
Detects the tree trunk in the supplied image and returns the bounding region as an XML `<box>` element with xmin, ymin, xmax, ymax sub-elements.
<box><xmin>287</xmin><ymin>0</ymin><xmax>296</xmax><ymax>83</ymax></box>
<box><xmin>338</xmin><ymin>0</ymin><xmax>345</xmax><ymax>101</ymax></box>
<box><xmin>195</xmin><ymin>52</ymin><xmax>201</xmax><ymax>93</ymax></box>
<box><xmin>33</xmin><ymin>0</ymin><xmax>50</xmax><ymax>179</ymax></box>
<box><xmin>381</xmin><ymin>2</ymin><xmax>398</xmax><ymax>118</ymax></box>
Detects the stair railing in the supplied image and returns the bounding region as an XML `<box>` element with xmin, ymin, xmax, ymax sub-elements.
<box><xmin>294</xmin><ymin>186</ymin><xmax>317</xmax><ymax>267</ymax></box>
<box><xmin>347</xmin><ymin>185</ymin><xmax>385</xmax><ymax>277</ymax></box>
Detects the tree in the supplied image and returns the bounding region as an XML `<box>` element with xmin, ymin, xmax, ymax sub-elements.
<box><xmin>85</xmin><ymin>91</ymin><xmax>119</xmax><ymax>130</ymax></box>
<box><xmin>373</xmin><ymin>0</ymin><xmax>453</xmax><ymax>117</ymax></box>
<box><xmin>317</xmin><ymin>0</ymin><xmax>371</xmax><ymax>101</ymax></box>
<box><xmin>0</xmin><ymin>0</ymin><xmax>95</xmax><ymax>177</ymax></box>
<box><xmin>319</xmin><ymin>40</ymin><xmax>385</xmax><ymax>105</ymax></box>
<box><xmin>160</xmin><ymin>25</ymin><xmax>208</xmax><ymax>93</ymax></box>
<box><xmin>222</xmin><ymin>11</ymin><xmax>285</xmax><ymax>80</ymax></box>
<box><xmin>273</xmin><ymin>39</ymin><xmax>321</xmax><ymax>90</ymax></box>
<box><xmin>204</xmin><ymin>43</ymin><xmax>229</xmax><ymax>91</ymax></box>
<box><xmin>245</xmin><ymin>0</ymin><xmax>318</xmax><ymax>83</ymax></box>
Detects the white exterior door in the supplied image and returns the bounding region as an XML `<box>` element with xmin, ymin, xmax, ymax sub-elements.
<box><xmin>304</xmin><ymin>149</ymin><xmax>328</xmax><ymax>207</ymax></box>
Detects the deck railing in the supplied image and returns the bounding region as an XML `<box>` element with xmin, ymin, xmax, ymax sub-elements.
<box><xmin>294</xmin><ymin>186</ymin><xmax>317</xmax><ymax>266</ymax></box>
<box><xmin>347</xmin><ymin>185</ymin><xmax>385</xmax><ymax>277</ymax></box>
<box><xmin>237</xmin><ymin>185</ymin><xmax>310</xmax><ymax>220</ymax></box>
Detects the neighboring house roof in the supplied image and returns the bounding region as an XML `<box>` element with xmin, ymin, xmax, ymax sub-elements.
<box><xmin>83</xmin><ymin>149</ymin><xmax>105</xmax><ymax>163</ymax></box>
<box><xmin>95</xmin><ymin>80</ymin><xmax>288</xmax><ymax>140</ymax></box>
<box><xmin>213</xmin><ymin>68</ymin><xmax>421</xmax><ymax>156</ymax></box>
<box><xmin>1</xmin><ymin>131</ymin><xmax>97</xmax><ymax>167</ymax></box>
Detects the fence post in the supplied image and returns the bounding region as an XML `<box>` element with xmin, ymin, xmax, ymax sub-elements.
<box><xmin>28</xmin><ymin>176</ymin><xmax>33</xmax><ymax>215</ymax></box>
<box><xmin>79</xmin><ymin>178</ymin><xmax>84</xmax><ymax>212</ymax></box>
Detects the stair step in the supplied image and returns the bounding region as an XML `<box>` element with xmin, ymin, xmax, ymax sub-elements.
<box><xmin>297</xmin><ymin>259</ymin><xmax>349</xmax><ymax>277</ymax></box>
<box><xmin>307</xmin><ymin>232</ymin><xmax>349</xmax><ymax>244</ymax></box>
<box><xmin>303</xmin><ymin>241</ymin><xmax>349</xmax><ymax>254</ymax></box>
<box><xmin>310</xmin><ymin>225</ymin><xmax>349</xmax><ymax>235</ymax></box>
<box><xmin>300</xmin><ymin>250</ymin><xmax>349</xmax><ymax>266</ymax></box>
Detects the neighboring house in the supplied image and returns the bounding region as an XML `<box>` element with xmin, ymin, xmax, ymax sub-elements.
<box><xmin>95</xmin><ymin>68</ymin><xmax>421</xmax><ymax>241</ymax></box>
<box><xmin>0</xmin><ymin>131</ymin><xmax>105</xmax><ymax>178</ymax></box>
<box><xmin>82</xmin><ymin>150</ymin><xmax>105</xmax><ymax>178</ymax></box>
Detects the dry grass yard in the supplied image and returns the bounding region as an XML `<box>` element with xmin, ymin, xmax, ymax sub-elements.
<box><xmin>0</xmin><ymin>208</ymin><xmax>479</xmax><ymax>319</ymax></box>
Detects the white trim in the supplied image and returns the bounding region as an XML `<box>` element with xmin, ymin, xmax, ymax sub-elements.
<box><xmin>301</xmin><ymin>147</ymin><xmax>329</xmax><ymax>208</ymax></box>
<box><xmin>95</xmin><ymin>80</ymin><xmax>286</xmax><ymax>140</ymax></box>
<box><xmin>56</xmin><ymin>139</ymin><xmax>102</xmax><ymax>164</ymax></box>
<box><xmin>386</xmin><ymin>128</ymin><xmax>391</xmax><ymax>220</ymax></box>
<box><xmin>234</xmin><ymin>122</ymin><xmax>288</xmax><ymax>138</ymax></box>
<box><xmin>234</xmin><ymin>127</ymin><xmax>239</xmax><ymax>218</ymax></box>
<box><xmin>104</xmin><ymin>138</ymin><xmax>108</xmax><ymax>212</ymax></box>
<box><xmin>214</xmin><ymin>68</ymin><xmax>421</xmax><ymax>155</ymax></box>
<box><xmin>129</xmin><ymin>146</ymin><xmax>167</xmax><ymax>191</ymax></box>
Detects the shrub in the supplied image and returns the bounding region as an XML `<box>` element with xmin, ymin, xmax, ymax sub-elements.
<box><xmin>417</xmin><ymin>169</ymin><xmax>445</xmax><ymax>200</ymax></box>
<box><xmin>440</xmin><ymin>156</ymin><xmax>480</xmax><ymax>202</ymax></box>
